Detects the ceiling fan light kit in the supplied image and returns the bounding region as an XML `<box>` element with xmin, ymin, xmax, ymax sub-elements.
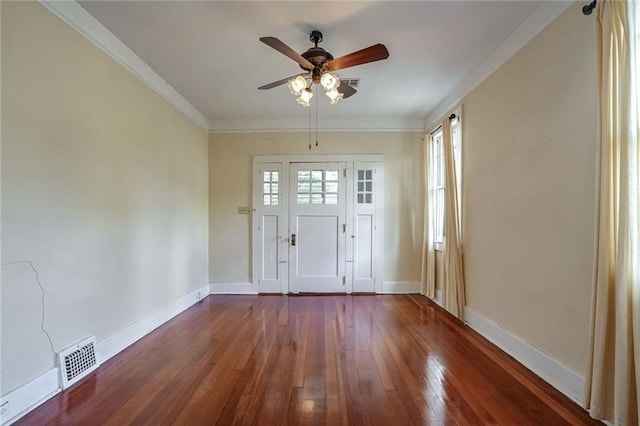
<box><xmin>259</xmin><ymin>30</ymin><xmax>389</xmax><ymax>107</ymax></box>
<box><xmin>287</xmin><ymin>75</ymin><xmax>308</xmax><ymax>96</ymax></box>
<box><xmin>326</xmin><ymin>88</ymin><xmax>343</xmax><ymax>105</ymax></box>
<box><xmin>296</xmin><ymin>87</ymin><xmax>313</xmax><ymax>107</ymax></box>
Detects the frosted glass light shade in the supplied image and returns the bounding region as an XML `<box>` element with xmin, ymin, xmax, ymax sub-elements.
<box><xmin>320</xmin><ymin>73</ymin><xmax>340</xmax><ymax>91</ymax></box>
<box><xmin>288</xmin><ymin>75</ymin><xmax>308</xmax><ymax>95</ymax></box>
<box><xmin>296</xmin><ymin>87</ymin><xmax>313</xmax><ymax>107</ymax></box>
<box><xmin>325</xmin><ymin>88</ymin><xmax>343</xmax><ymax>104</ymax></box>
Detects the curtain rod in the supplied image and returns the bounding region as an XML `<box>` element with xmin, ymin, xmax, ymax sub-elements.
<box><xmin>582</xmin><ymin>0</ymin><xmax>596</xmax><ymax>15</ymax></box>
<box><xmin>428</xmin><ymin>114</ymin><xmax>458</xmax><ymax>136</ymax></box>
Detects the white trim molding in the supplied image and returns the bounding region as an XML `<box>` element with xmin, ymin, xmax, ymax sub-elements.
<box><xmin>97</xmin><ymin>285</ymin><xmax>209</xmax><ymax>362</ymax></box>
<box><xmin>0</xmin><ymin>369</ymin><xmax>59</xmax><ymax>426</ymax></box>
<box><xmin>424</xmin><ymin>1</ymin><xmax>573</xmax><ymax>129</ymax></box>
<box><xmin>210</xmin><ymin>117</ymin><xmax>426</xmax><ymax>133</ymax></box>
<box><xmin>464</xmin><ymin>307</ymin><xmax>584</xmax><ymax>405</ymax></box>
<box><xmin>209</xmin><ymin>283</ymin><xmax>257</xmax><ymax>295</ymax></box>
<box><xmin>380</xmin><ymin>282</ymin><xmax>421</xmax><ymax>294</ymax></box>
<box><xmin>38</xmin><ymin>0</ymin><xmax>210</xmax><ymax>132</ymax></box>
<box><xmin>0</xmin><ymin>284</ymin><xmax>209</xmax><ymax>426</ymax></box>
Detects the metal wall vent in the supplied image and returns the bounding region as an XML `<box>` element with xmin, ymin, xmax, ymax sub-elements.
<box><xmin>57</xmin><ymin>336</ymin><xmax>100</xmax><ymax>389</ymax></box>
<box><xmin>341</xmin><ymin>78</ymin><xmax>360</xmax><ymax>88</ymax></box>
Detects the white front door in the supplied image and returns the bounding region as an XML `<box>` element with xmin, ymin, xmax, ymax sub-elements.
<box><xmin>288</xmin><ymin>162</ymin><xmax>346</xmax><ymax>293</ymax></box>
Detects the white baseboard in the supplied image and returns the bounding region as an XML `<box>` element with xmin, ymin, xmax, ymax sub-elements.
<box><xmin>0</xmin><ymin>284</ymin><xmax>209</xmax><ymax>426</ymax></box>
<box><xmin>379</xmin><ymin>282</ymin><xmax>420</xmax><ymax>294</ymax></box>
<box><xmin>464</xmin><ymin>307</ymin><xmax>584</xmax><ymax>405</ymax></box>
<box><xmin>97</xmin><ymin>284</ymin><xmax>209</xmax><ymax>362</ymax></box>
<box><xmin>208</xmin><ymin>282</ymin><xmax>419</xmax><ymax>295</ymax></box>
<box><xmin>209</xmin><ymin>282</ymin><xmax>257</xmax><ymax>294</ymax></box>
<box><xmin>0</xmin><ymin>368</ymin><xmax>59</xmax><ymax>426</ymax></box>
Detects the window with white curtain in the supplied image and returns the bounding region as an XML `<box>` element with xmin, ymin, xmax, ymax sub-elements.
<box><xmin>430</xmin><ymin>116</ymin><xmax>462</xmax><ymax>249</ymax></box>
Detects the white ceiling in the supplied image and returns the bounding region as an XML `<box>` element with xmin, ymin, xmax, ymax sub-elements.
<box><xmin>78</xmin><ymin>1</ymin><xmax>544</xmax><ymax>131</ymax></box>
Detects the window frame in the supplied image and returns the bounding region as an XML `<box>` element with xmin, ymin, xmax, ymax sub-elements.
<box><xmin>429</xmin><ymin>110</ymin><xmax>462</xmax><ymax>251</ymax></box>
<box><xmin>263</xmin><ymin>170</ymin><xmax>280</xmax><ymax>206</ymax></box>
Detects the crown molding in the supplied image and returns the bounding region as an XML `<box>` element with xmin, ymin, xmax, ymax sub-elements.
<box><xmin>39</xmin><ymin>1</ymin><xmax>211</xmax><ymax>132</ymax></box>
<box><xmin>424</xmin><ymin>1</ymin><xmax>573</xmax><ymax>129</ymax></box>
<box><xmin>208</xmin><ymin>117</ymin><xmax>425</xmax><ymax>133</ymax></box>
<box><xmin>38</xmin><ymin>1</ymin><xmax>572</xmax><ymax>135</ymax></box>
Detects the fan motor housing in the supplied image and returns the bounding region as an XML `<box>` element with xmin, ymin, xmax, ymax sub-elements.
<box><xmin>301</xmin><ymin>47</ymin><xmax>334</xmax><ymax>70</ymax></box>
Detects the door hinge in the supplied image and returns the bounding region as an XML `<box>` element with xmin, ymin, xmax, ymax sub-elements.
<box><xmin>343</xmin><ymin>168</ymin><xmax>347</xmax><ymax>177</ymax></box>
<box><xmin>342</xmin><ymin>223</ymin><xmax>346</xmax><ymax>233</ymax></box>
<box><xmin>342</xmin><ymin>276</ymin><xmax>346</xmax><ymax>285</ymax></box>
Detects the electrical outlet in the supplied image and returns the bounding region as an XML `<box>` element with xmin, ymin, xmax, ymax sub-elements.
<box><xmin>1</xmin><ymin>400</ymin><xmax>11</xmax><ymax>419</ymax></box>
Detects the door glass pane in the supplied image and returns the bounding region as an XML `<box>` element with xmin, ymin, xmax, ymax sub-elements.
<box><xmin>357</xmin><ymin>169</ymin><xmax>373</xmax><ymax>204</ymax></box>
<box><xmin>326</xmin><ymin>182</ymin><xmax>338</xmax><ymax>193</ymax></box>
<box><xmin>296</xmin><ymin>169</ymin><xmax>340</xmax><ymax>204</ymax></box>
<box><xmin>298</xmin><ymin>181</ymin><xmax>310</xmax><ymax>192</ymax></box>
<box><xmin>298</xmin><ymin>193</ymin><xmax>310</xmax><ymax>204</ymax></box>
<box><xmin>326</xmin><ymin>170</ymin><xmax>338</xmax><ymax>180</ymax></box>
<box><xmin>263</xmin><ymin>170</ymin><xmax>279</xmax><ymax>205</ymax></box>
<box><xmin>298</xmin><ymin>170</ymin><xmax>310</xmax><ymax>180</ymax></box>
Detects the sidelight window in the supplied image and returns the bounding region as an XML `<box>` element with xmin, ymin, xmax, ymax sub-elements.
<box><xmin>263</xmin><ymin>171</ymin><xmax>279</xmax><ymax>205</ymax></box>
<box><xmin>357</xmin><ymin>170</ymin><xmax>373</xmax><ymax>204</ymax></box>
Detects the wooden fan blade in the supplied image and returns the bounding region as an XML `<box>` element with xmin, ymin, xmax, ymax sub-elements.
<box><xmin>260</xmin><ymin>37</ymin><xmax>314</xmax><ymax>70</ymax></box>
<box><xmin>339</xmin><ymin>81</ymin><xmax>357</xmax><ymax>99</ymax></box>
<box><xmin>258</xmin><ymin>73</ymin><xmax>308</xmax><ymax>90</ymax></box>
<box><xmin>324</xmin><ymin>43</ymin><xmax>389</xmax><ymax>71</ymax></box>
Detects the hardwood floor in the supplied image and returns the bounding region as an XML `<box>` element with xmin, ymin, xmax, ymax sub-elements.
<box><xmin>17</xmin><ymin>295</ymin><xmax>600</xmax><ymax>425</ymax></box>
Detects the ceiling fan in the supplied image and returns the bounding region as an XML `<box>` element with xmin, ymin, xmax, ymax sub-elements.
<box><xmin>258</xmin><ymin>30</ymin><xmax>389</xmax><ymax>106</ymax></box>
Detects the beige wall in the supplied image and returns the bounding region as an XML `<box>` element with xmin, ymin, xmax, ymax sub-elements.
<box><xmin>1</xmin><ymin>2</ymin><xmax>208</xmax><ymax>393</ymax></box>
<box><xmin>209</xmin><ymin>132</ymin><xmax>424</xmax><ymax>285</ymax></box>
<box><xmin>460</xmin><ymin>3</ymin><xmax>597</xmax><ymax>374</ymax></box>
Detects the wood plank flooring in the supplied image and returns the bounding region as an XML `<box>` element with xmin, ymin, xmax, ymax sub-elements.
<box><xmin>17</xmin><ymin>295</ymin><xmax>600</xmax><ymax>425</ymax></box>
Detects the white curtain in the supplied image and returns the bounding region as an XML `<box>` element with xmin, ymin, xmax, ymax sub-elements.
<box><xmin>421</xmin><ymin>135</ymin><xmax>436</xmax><ymax>298</ymax></box>
<box><xmin>584</xmin><ymin>1</ymin><xmax>640</xmax><ymax>424</ymax></box>
<box><xmin>442</xmin><ymin>118</ymin><xmax>465</xmax><ymax>319</ymax></box>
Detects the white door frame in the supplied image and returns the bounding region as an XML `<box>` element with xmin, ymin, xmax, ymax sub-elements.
<box><xmin>252</xmin><ymin>154</ymin><xmax>384</xmax><ymax>294</ymax></box>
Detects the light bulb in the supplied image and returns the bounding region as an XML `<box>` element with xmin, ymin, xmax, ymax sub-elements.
<box><xmin>288</xmin><ymin>75</ymin><xmax>307</xmax><ymax>96</ymax></box>
<box><xmin>325</xmin><ymin>88</ymin><xmax>343</xmax><ymax>104</ymax></box>
<box><xmin>320</xmin><ymin>73</ymin><xmax>340</xmax><ymax>91</ymax></box>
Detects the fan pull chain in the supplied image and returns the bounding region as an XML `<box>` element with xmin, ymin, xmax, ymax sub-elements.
<box><xmin>308</xmin><ymin>99</ymin><xmax>312</xmax><ymax>150</ymax></box>
<box><xmin>315</xmin><ymin>85</ymin><xmax>319</xmax><ymax>147</ymax></box>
